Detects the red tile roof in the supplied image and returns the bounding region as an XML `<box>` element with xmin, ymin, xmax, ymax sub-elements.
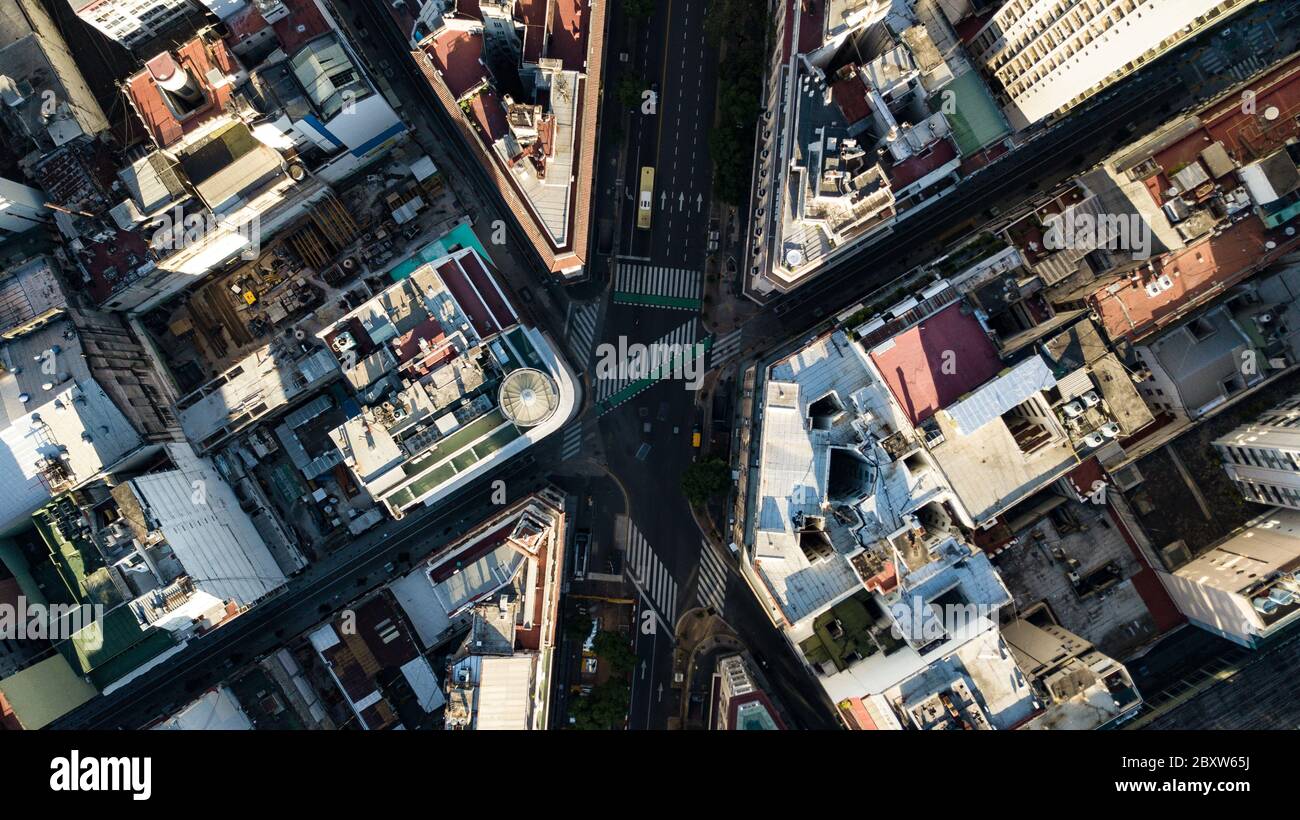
<box><xmin>270</xmin><ymin>0</ymin><xmax>331</xmax><ymax>54</ymax></box>
<box><xmin>1089</xmin><ymin>217</ymin><xmax>1300</xmax><ymax>342</ymax></box>
<box><xmin>456</xmin><ymin>0</ymin><xmax>484</xmax><ymax>19</ymax></box>
<box><xmin>831</xmin><ymin>69</ymin><xmax>871</xmax><ymax>126</ymax></box>
<box><xmin>438</xmin><ymin>259</ymin><xmax>500</xmax><ymax>339</ymax></box>
<box><xmin>80</xmin><ymin>227</ymin><xmax>154</xmax><ymax>304</ymax></box>
<box><xmin>411</xmin><ymin>0</ymin><xmax>605</xmax><ymax>275</ymax></box>
<box><xmin>1139</xmin><ymin>53</ymin><xmax>1300</xmax><ymax>209</ymax></box>
<box><xmin>840</xmin><ymin>697</ymin><xmax>879</xmax><ymax>730</ymax></box>
<box><xmin>549</xmin><ymin>0</ymin><xmax>588</xmax><ymax>72</ymax></box>
<box><xmin>869</xmin><ymin>303</ymin><xmax>1002</xmax><ymax>425</ymax></box>
<box><xmin>427</xmin><ymin>520</ymin><xmax>516</xmax><ymax>582</ymax></box>
<box><xmin>518</xmin><ymin>0</ymin><xmax>547</xmax><ymax>63</ymax></box>
<box><xmin>469</xmin><ymin>88</ymin><xmax>510</xmax><ymax>143</ymax></box>
<box><xmin>125</xmin><ymin>36</ymin><xmax>239</xmax><ymax>148</ymax></box>
<box><xmin>798</xmin><ymin>0</ymin><xmax>824</xmax><ymax>56</ymax></box>
<box><xmin>888</xmin><ymin>137</ymin><xmax>958</xmax><ymax>188</ymax></box>
<box><xmin>458</xmin><ymin>248</ymin><xmax>518</xmax><ymax>328</ymax></box>
<box><xmin>424</xmin><ymin>27</ymin><xmax>488</xmax><ymax>99</ymax></box>
<box><xmin>224</xmin><ymin>3</ymin><xmax>269</xmax><ymax>42</ymax></box>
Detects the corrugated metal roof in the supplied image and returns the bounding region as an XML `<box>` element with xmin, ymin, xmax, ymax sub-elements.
<box><xmin>945</xmin><ymin>355</ymin><xmax>1056</xmax><ymax>435</ymax></box>
<box><xmin>475</xmin><ymin>655</ymin><xmax>533</xmax><ymax>730</ymax></box>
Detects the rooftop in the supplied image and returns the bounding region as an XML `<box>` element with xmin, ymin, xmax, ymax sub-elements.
<box><xmin>319</xmin><ymin>249</ymin><xmax>575</xmax><ymax>515</ymax></box>
<box><xmin>123</xmin><ymin>34</ymin><xmax>241</xmax><ymax>150</ymax></box>
<box><xmin>413</xmin><ymin>0</ymin><xmax>604</xmax><ymax>276</ymax></box>
<box><xmin>308</xmin><ymin>589</ymin><xmax>446</xmax><ymax>729</ymax></box>
<box><xmin>868</xmin><ymin>303</ymin><xmax>1002</xmax><ymax>425</ymax></box>
<box><xmin>1090</xmin><ymin>218</ymin><xmax>1300</xmax><ymax>343</ymax></box>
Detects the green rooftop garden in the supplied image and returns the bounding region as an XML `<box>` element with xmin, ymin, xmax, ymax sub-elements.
<box><xmin>799</xmin><ymin>591</ymin><xmax>882</xmax><ymax>672</ymax></box>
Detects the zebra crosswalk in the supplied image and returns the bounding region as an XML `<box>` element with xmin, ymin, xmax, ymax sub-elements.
<box><xmin>565</xmin><ymin>300</ymin><xmax>600</xmax><ymax>369</ymax></box>
<box><xmin>613</xmin><ymin>263</ymin><xmax>703</xmax><ymax>310</ymax></box>
<box><xmin>559</xmin><ymin>421</ymin><xmax>585</xmax><ymax>461</ymax></box>
<box><xmin>708</xmin><ymin>328</ymin><xmax>743</xmax><ymax>369</ymax></box>
<box><xmin>696</xmin><ymin>539</ymin><xmax>728</xmax><ymax>614</ymax></box>
<box><xmin>626</xmin><ymin>522</ymin><xmax>677</xmax><ymax>625</ymax></box>
<box><xmin>594</xmin><ymin>318</ymin><xmax>702</xmax><ymax>405</ymax></box>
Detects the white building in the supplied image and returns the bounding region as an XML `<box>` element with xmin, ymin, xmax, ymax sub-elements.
<box><xmin>1215</xmin><ymin>394</ymin><xmax>1300</xmax><ymax>510</ymax></box>
<box><xmin>70</xmin><ymin>0</ymin><xmax>203</xmax><ymax>51</ymax></box>
<box><xmin>152</xmin><ymin>685</ymin><xmax>253</xmax><ymax>730</ymax></box>
<box><xmin>0</xmin><ymin>178</ymin><xmax>48</xmax><ymax>236</ymax></box>
<box><xmin>122</xmin><ymin>442</ymin><xmax>287</xmax><ymax>607</ymax></box>
<box><xmin>969</xmin><ymin>0</ymin><xmax>1258</xmax><ymax>129</ymax></box>
<box><xmin>1157</xmin><ymin>507</ymin><xmax>1300</xmax><ymax>647</ymax></box>
<box><xmin>321</xmin><ymin>249</ymin><xmax>578</xmax><ymax>517</ymax></box>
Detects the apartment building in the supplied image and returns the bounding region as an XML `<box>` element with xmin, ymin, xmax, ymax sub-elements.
<box><xmin>1158</xmin><ymin>507</ymin><xmax>1300</xmax><ymax>647</ymax></box>
<box><xmin>969</xmin><ymin>0</ymin><xmax>1258</xmax><ymax>129</ymax></box>
<box><xmin>1215</xmin><ymin>393</ymin><xmax>1300</xmax><ymax>510</ymax></box>
<box><xmin>70</xmin><ymin>0</ymin><xmax>207</xmax><ymax>52</ymax></box>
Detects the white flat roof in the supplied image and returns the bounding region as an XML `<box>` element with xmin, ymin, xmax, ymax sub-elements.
<box><xmin>475</xmin><ymin>655</ymin><xmax>534</xmax><ymax>730</ymax></box>
<box><xmin>153</xmin><ymin>686</ymin><xmax>253</xmax><ymax>730</ymax></box>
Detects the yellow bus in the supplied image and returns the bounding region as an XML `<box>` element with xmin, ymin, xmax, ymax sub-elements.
<box><xmin>637</xmin><ymin>167</ymin><xmax>654</xmax><ymax>230</ymax></box>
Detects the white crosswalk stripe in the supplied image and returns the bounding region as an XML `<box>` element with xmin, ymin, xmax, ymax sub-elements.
<box><xmin>614</xmin><ymin>263</ymin><xmax>704</xmax><ymax>302</ymax></box>
<box><xmin>708</xmin><ymin>328</ymin><xmax>744</xmax><ymax>368</ymax></box>
<box><xmin>559</xmin><ymin>422</ymin><xmax>585</xmax><ymax>461</ymax></box>
<box><xmin>595</xmin><ymin>318</ymin><xmax>700</xmax><ymax>401</ymax></box>
<box><xmin>696</xmin><ymin>540</ymin><xmax>727</xmax><ymax>613</ymax></box>
<box><xmin>565</xmin><ymin>301</ymin><xmax>600</xmax><ymax>368</ymax></box>
<box><xmin>626</xmin><ymin>522</ymin><xmax>677</xmax><ymax>623</ymax></box>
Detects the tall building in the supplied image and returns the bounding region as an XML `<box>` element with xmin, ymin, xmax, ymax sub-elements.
<box><xmin>319</xmin><ymin>248</ymin><xmax>579</xmax><ymax>517</ymax></box>
<box><xmin>69</xmin><ymin>0</ymin><xmax>208</xmax><ymax>53</ymax></box>
<box><xmin>438</xmin><ymin>491</ymin><xmax>567</xmax><ymax>730</ymax></box>
<box><xmin>0</xmin><ymin>298</ymin><xmax>182</xmax><ymax>535</ymax></box>
<box><xmin>0</xmin><ymin>179</ymin><xmax>48</xmax><ymax>236</ymax></box>
<box><xmin>715</xmin><ymin>654</ymin><xmax>785</xmax><ymax>730</ymax></box>
<box><xmin>0</xmin><ymin>5</ymin><xmax>110</xmax><ymax>156</ymax></box>
<box><xmin>1157</xmin><ymin>507</ymin><xmax>1300</xmax><ymax>647</ymax></box>
<box><xmin>745</xmin><ymin>0</ymin><xmax>1007</xmax><ymax>295</ymax></box>
<box><xmin>411</xmin><ymin>0</ymin><xmax>606</xmax><ymax>279</ymax></box>
<box><xmin>1215</xmin><ymin>394</ymin><xmax>1300</xmax><ymax>510</ymax></box>
<box><xmin>969</xmin><ymin>0</ymin><xmax>1257</xmax><ymax>129</ymax></box>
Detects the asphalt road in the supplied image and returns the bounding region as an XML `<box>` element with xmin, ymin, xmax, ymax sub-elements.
<box><xmin>583</xmin><ymin>0</ymin><xmax>839</xmax><ymax>729</ymax></box>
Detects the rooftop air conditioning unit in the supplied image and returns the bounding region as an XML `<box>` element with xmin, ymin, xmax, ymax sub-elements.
<box><xmin>1063</xmin><ymin>401</ymin><xmax>1085</xmax><ymax>418</ymax></box>
<box><xmin>1081</xmin><ymin>391</ymin><xmax>1100</xmax><ymax>408</ymax></box>
<box><xmin>1099</xmin><ymin>422</ymin><xmax>1121</xmax><ymax>438</ymax></box>
<box><xmin>1253</xmin><ymin>596</ymin><xmax>1278</xmax><ymax>615</ymax></box>
<box><xmin>1083</xmin><ymin>432</ymin><xmax>1105</xmax><ymax>448</ymax></box>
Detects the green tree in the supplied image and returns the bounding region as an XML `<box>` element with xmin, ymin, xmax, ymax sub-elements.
<box><xmin>617</xmin><ymin>74</ymin><xmax>646</xmax><ymax>111</ymax></box>
<box><xmin>702</xmin><ymin>0</ymin><xmax>770</xmax><ymax>204</ymax></box>
<box><xmin>593</xmin><ymin>630</ymin><xmax>637</xmax><ymax>675</ymax></box>
<box><xmin>625</xmin><ymin>0</ymin><xmax>655</xmax><ymax>23</ymax></box>
<box><xmin>570</xmin><ymin>679</ymin><xmax>631</xmax><ymax>730</ymax></box>
<box><xmin>565</xmin><ymin>611</ymin><xmax>594</xmax><ymax>643</ymax></box>
<box><xmin>681</xmin><ymin>458</ymin><xmax>731</xmax><ymax>506</ymax></box>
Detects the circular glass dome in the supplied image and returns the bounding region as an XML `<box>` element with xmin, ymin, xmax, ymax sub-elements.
<box><xmin>498</xmin><ymin>368</ymin><xmax>559</xmax><ymax>427</ymax></box>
